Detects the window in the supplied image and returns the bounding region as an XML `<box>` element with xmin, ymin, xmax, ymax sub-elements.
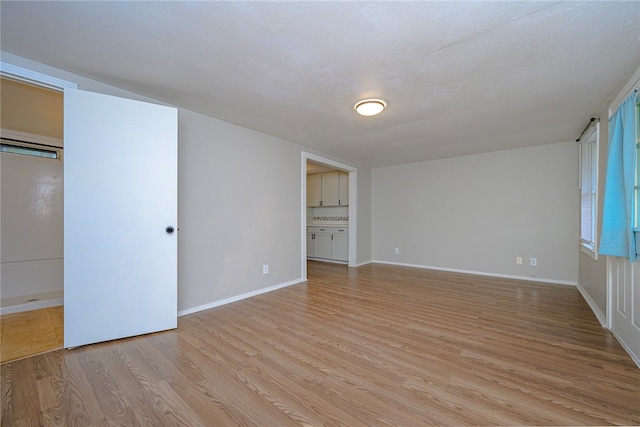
<box><xmin>0</xmin><ymin>140</ymin><xmax>60</xmax><ymax>160</ymax></box>
<box><xmin>579</xmin><ymin>124</ymin><xmax>598</xmax><ymax>257</ymax></box>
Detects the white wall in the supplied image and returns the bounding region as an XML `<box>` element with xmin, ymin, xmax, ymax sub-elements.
<box><xmin>357</xmin><ymin>166</ymin><xmax>372</xmax><ymax>265</ymax></box>
<box><xmin>372</xmin><ymin>142</ymin><xmax>579</xmax><ymax>284</ymax></box>
<box><xmin>1</xmin><ymin>52</ymin><xmax>373</xmax><ymax>314</ymax></box>
<box><xmin>177</xmin><ymin>109</ymin><xmax>304</xmax><ymax>309</ymax></box>
<box><xmin>1</xmin><ymin>153</ymin><xmax>63</xmax><ymax>300</ymax></box>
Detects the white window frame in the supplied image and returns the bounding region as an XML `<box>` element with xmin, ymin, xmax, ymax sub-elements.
<box><xmin>579</xmin><ymin>123</ymin><xmax>599</xmax><ymax>260</ymax></box>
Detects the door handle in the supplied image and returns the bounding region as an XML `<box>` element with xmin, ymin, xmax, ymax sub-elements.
<box><xmin>166</xmin><ymin>226</ymin><xmax>175</xmax><ymax>234</ymax></box>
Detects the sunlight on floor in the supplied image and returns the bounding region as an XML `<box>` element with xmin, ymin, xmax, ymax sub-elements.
<box><xmin>1</xmin><ymin>306</ymin><xmax>64</xmax><ymax>364</ymax></box>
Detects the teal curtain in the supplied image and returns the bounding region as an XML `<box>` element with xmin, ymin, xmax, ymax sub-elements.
<box><xmin>600</xmin><ymin>92</ymin><xmax>638</xmax><ymax>261</ymax></box>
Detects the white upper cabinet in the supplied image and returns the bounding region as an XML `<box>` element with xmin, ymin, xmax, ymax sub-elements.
<box><xmin>307</xmin><ymin>173</ymin><xmax>322</xmax><ymax>207</ymax></box>
<box><xmin>322</xmin><ymin>171</ymin><xmax>340</xmax><ymax>206</ymax></box>
<box><xmin>307</xmin><ymin>171</ymin><xmax>349</xmax><ymax>207</ymax></box>
<box><xmin>338</xmin><ymin>172</ymin><xmax>349</xmax><ymax>206</ymax></box>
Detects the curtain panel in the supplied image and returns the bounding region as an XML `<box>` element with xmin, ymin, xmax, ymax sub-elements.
<box><xmin>600</xmin><ymin>92</ymin><xmax>638</xmax><ymax>261</ymax></box>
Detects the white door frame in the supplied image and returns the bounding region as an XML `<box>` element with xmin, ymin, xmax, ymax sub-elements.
<box><xmin>0</xmin><ymin>62</ymin><xmax>77</xmax><ymax>91</ymax></box>
<box><xmin>301</xmin><ymin>152</ymin><xmax>357</xmax><ymax>279</ymax></box>
<box><xmin>0</xmin><ymin>62</ymin><xmax>75</xmax><ymax>316</ymax></box>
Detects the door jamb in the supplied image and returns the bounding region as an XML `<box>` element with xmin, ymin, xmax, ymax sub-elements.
<box><xmin>0</xmin><ymin>62</ymin><xmax>74</xmax><ymax>317</ymax></box>
<box><xmin>1</xmin><ymin>62</ymin><xmax>77</xmax><ymax>91</ymax></box>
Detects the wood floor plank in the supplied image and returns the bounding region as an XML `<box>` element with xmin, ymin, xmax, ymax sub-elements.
<box><xmin>2</xmin><ymin>261</ymin><xmax>640</xmax><ymax>425</ymax></box>
<box><xmin>1</xmin><ymin>363</ymin><xmax>12</xmax><ymax>427</ymax></box>
<box><xmin>10</xmin><ymin>356</ymin><xmax>44</xmax><ymax>426</ymax></box>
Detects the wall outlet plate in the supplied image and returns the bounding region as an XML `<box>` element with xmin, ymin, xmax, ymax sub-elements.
<box><xmin>395</xmin><ymin>248</ymin><xmax>400</xmax><ymax>254</ymax></box>
<box><xmin>530</xmin><ymin>258</ymin><xmax>537</xmax><ymax>267</ymax></box>
<box><xmin>516</xmin><ymin>257</ymin><xmax>523</xmax><ymax>265</ymax></box>
<box><xmin>263</xmin><ymin>264</ymin><xmax>269</xmax><ymax>274</ymax></box>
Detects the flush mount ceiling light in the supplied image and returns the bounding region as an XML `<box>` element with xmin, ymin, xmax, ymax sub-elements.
<box><xmin>354</xmin><ymin>99</ymin><xmax>386</xmax><ymax>116</ymax></box>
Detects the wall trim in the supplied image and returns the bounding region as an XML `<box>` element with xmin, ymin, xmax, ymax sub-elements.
<box><xmin>307</xmin><ymin>258</ymin><xmax>347</xmax><ymax>265</ymax></box>
<box><xmin>1</xmin><ymin>61</ymin><xmax>77</xmax><ymax>91</ymax></box>
<box><xmin>372</xmin><ymin>260</ymin><xmax>577</xmax><ymax>286</ymax></box>
<box><xmin>353</xmin><ymin>260</ymin><xmax>373</xmax><ymax>267</ymax></box>
<box><xmin>178</xmin><ymin>277</ymin><xmax>305</xmax><ymax>317</ymax></box>
<box><xmin>0</xmin><ymin>297</ymin><xmax>63</xmax><ymax>315</ymax></box>
<box><xmin>576</xmin><ymin>282</ymin><xmax>607</xmax><ymax>327</ymax></box>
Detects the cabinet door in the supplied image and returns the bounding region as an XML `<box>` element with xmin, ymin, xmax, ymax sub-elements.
<box><xmin>339</xmin><ymin>172</ymin><xmax>349</xmax><ymax>206</ymax></box>
<box><xmin>322</xmin><ymin>171</ymin><xmax>340</xmax><ymax>206</ymax></box>
<box><xmin>307</xmin><ymin>174</ymin><xmax>322</xmax><ymax>207</ymax></box>
<box><xmin>306</xmin><ymin>232</ymin><xmax>315</xmax><ymax>257</ymax></box>
<box><xmin>333</xmin><ymin>233</ymin><xmax>349</xmax><ymax>261</ymax></box>
<box><xmin>315</xmin><ymin>230</ymin><xmax>333</xmax><ymax>259</ymax></box>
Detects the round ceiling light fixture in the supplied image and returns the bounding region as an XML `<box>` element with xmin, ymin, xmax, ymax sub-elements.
<box><xmin>354</xmin><ymin>99</ymin><xmax>386</xmax><ymax>116</ymax></box>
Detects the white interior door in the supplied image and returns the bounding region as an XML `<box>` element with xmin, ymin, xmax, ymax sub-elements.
<box><xmin>608</xmin><ymin>257</ymin><xmax>640</xmax><ymax>367</ymax></box>
<box><xmin>64</xmin><ymin>89</ymin><xmax>178</xmax><ymax>348</ymax></box>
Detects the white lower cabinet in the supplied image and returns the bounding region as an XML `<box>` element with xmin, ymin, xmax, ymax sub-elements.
<box><xmin>306</xmin><ymin>230</ymin><xmax>315</xmax><ymax>257</ymax></box>
<box><xmin>314</xmin><ymin>228</ymin><xmax>333</xmax><ymax>259</ymax></box>
<box><xmin>307</xmin><ymin>226</ymin><xmax>348</xmax><ymax>262</ymax></box>
<box><xmin>332</xmin><ymin>228</ymin><xmax>349</xmax><ymax>261</ymax></box>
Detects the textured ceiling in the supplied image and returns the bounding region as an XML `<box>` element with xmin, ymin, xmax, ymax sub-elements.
<box><xmin>1</xmin><ymin>1</ymin><xmax>639</xmax><ymax>167</ymax></box>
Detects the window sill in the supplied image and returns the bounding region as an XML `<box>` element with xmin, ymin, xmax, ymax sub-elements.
<box><xmin>580</xmin><ymin>243</ymin><xmax>598</xmax><ymax>261</ymax></box>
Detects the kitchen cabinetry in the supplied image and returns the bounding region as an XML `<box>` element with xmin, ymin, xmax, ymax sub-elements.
<box><xmin>321</xmin><ymin>172</ymin><xmax>340</xmax><ymax>206</ymax></box>
<box><xmin>338</xmin><ymin>172</ymin><xmax>349</xmax><ymax>206</ymax></box>
<box><xmin>307</xmin><ymin>171</ymin><xmax>348</xmax><ymax>207</ymax></box>
<box><xmin>314</xmin><ymin>228</ymin><xmax>333</xmax><ymax>259</ymax></box>
<box><xmin>306</xmin><ymin>229</ymin><xmax>315</xmax><ymax>257</ymax></box>
<box><xmin>307</xmin><ymin>226</ymin><xmax>348</xmax><ymax>262</ymax></box>
<box><xmin>307</xmin><ymin>173</ymin><xmax>322</xmax><ymax>207</ymax></box>
<box><xmin>332</xmin><ymin>227</ymin><xmax>349</xmax><ymax>261</ymax></box>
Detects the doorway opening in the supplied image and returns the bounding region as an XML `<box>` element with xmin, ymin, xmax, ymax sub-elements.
<box><xmin>0</xmin><ymin>76</ymin><xmax>65</xmax><ymax>363</ymax></box>
<box><xmin>301</xmin><ymin>152</ymin><xmax>357</xmax><ymax>280</ymax></box>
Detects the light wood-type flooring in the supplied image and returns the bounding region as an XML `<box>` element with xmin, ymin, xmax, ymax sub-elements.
<box><xmin>0</xmin><ymin>306</ymin><xmax>64</xmax><ymax>364</ymax></box>
<box><xmin>2</xmin><ymin>261</ymin><xmax>640</xmax><ymax>426</ymax></box>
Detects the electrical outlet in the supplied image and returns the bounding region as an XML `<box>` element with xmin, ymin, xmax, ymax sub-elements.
<box><xmin>263</xmin><ymin>264</ymin><xmax>269</xmax><ymax>275</ymax></box>
<box><xmin>530</xmin><ymin>258</ymin><xmax>537</xmax><ymax>267</ymax></box>
<box><xmin>395</xmin><ymin>248</ymin><xmax>400</xmax><ymax>255</ymax></box>
<box><xmin>516</xmin><ymin>256</ymin><xmax>523</xmax><ymax>265</ymax></box>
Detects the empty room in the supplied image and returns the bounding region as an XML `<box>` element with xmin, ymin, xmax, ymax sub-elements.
<box><xmin>1</xmin><ymin>1</ymin><xmax>640</xmax><ymax>425</ymax></box>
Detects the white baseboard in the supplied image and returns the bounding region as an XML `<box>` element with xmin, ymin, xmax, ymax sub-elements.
<box><xmin>576</xmin><ymin>282</ymin><xmax>607</xmax><ymax>327</ymax></box>
<box><xmin>352</xmin><ymin>260</ymin><xmax>373</xmax><ymax>267</ymax></box>
<box><xmin>307</xmin><ymin>257</ymin><xmax>348</xmax><ymax>265</ymax></box>
<box><xmin>372</xmin><ymin>260</ymin><xmax>577</xmax><ymax>287</ymax></box>
<box><xmin>178</xmin><ymin>277</ymin><xmax>306</xmax><ymax>317</ymax></box>
<box><xmin>0</xmin><ymin>297</ymin><xmax>63</xmax><ymax>315</ymax></box>
<box><xmin>609</xmin><ymin>328</ymin><xmax>640</xmax><ymax>370</ymax></box>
